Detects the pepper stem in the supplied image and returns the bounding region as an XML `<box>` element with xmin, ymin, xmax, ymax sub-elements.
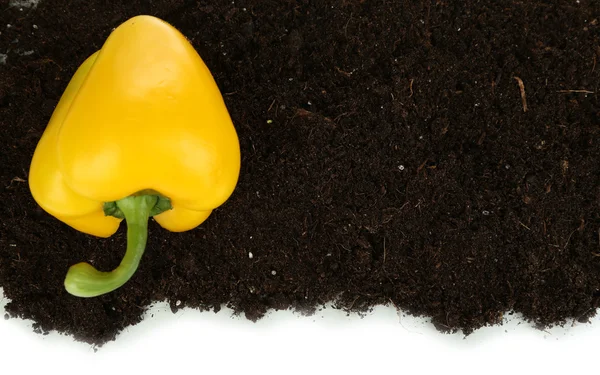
<box><xmin>64</xmin><ymin>195</ymin><xmax>158</xmax><ymax>297</ymax></box>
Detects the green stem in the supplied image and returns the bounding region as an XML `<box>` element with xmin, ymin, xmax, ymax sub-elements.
<box><xmin>64</xmin><ymin>195</ymin><xmax>158</xmax><ymax>297</ymax></box>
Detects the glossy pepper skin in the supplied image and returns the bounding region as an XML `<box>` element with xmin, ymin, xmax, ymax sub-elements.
<box><xmin>29</xmin><ymin>15</ymin><xmax>240</xmax><ymax>235</ymax></box>
<box><xmin>28</xmin><ymin>15</ymin><xmax>240</xmax><ymax>297</ymax></box>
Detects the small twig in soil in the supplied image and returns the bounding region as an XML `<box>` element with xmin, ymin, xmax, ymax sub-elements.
<box><xmin>557</xmin><ymin>89</ymin><xmax>594</xmax><ymax>94</ymax></box>
<box><xmin>518</xmin><ymin>221</ymin><xmax>531</xmax><ymax>230</ymax></box>
<box><xmin>5</xmin><ymin>176</ymin><xmax>26</xmax><ymax>189</ymax></box>
<box><xmin>267</xmin><ymin>99</ymin><xmax>276</xmax><ymax>112</ymax></box>
<box><xmin>513</xmin><ymin>76</ymin><xmax>527</xmax><ymax>112</ymax></box>
<box><xmin>33</xmin><ymin>58</ymin><xmax>63</xmax><ymax>71</ymax></box>
<box><xmin>333</xmin><ymin>111</ymin><xmax>355</xmax><ymax>122</ymax></box>
<box><xmin>347</xmin><ymin>296</ymin><xmax>360</xmax><ymax>310</ymax></box>
<box><xmin>409</xmin><ymin>79</ymin><xmax>414</xmax><ymax>97</ymax></box>
<box><xmin>578</xmin><ymin>218</ymin><xmax>585</xmax><ymax>232</ymax></box>
<box><xmin>561</xmin><ymin>160</ymin><xmax>569</xmax><ymax>176</ymax></box>
<box><xmin>416</xmin><ymin>159</ymin><xmax>428</xmax><ymax>173</ymax></box>
<box><xmin>563</xmin><ymin>228</ymin><xmax>578</xmax><ymax>250</ymax></box>
<box><xmin>335</xmin><ymin>66</ymin><xmax>353</xmax><ymax>77</ymax></box>
<box><xmin>344</xmin><ymin>12</ymin><xmax>353</xmax><ymax>38</ymax></box>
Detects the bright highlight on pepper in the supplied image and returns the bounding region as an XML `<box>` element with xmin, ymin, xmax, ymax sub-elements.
<box><xmin>28</xmin><ymin>15</ymin><xmax>241</xmax><ymax>297</ymax></box>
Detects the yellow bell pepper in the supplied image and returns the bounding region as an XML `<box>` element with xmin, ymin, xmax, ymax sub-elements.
<box><xmin>28</xmin><ymin>15</ymin><xmax>241</xmax><ymax>297</ymax></box>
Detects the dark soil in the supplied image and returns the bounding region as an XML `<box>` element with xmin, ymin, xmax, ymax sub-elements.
<box><xmin>1</xmin><ymin>0</ymin><xmax>600</xmax><ymax>346</ymax></box>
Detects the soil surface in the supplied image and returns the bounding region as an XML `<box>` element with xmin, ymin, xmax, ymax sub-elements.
<box><xmin>1</xmin><ymin>0</ymin><xmax>600</xmax><ymax>346</ymax></box>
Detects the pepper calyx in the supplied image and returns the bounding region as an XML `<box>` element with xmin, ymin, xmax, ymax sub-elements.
<box><xmin>103</xmin><ymin>193</ymin><xmax>172</xmax><ymax>219</ymax></box>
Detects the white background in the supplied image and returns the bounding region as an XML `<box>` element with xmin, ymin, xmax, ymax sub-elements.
<box><xmin>1</xmin><ymin>288</ymin><xmax>598</xmax><ymax>375</ymax></box>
